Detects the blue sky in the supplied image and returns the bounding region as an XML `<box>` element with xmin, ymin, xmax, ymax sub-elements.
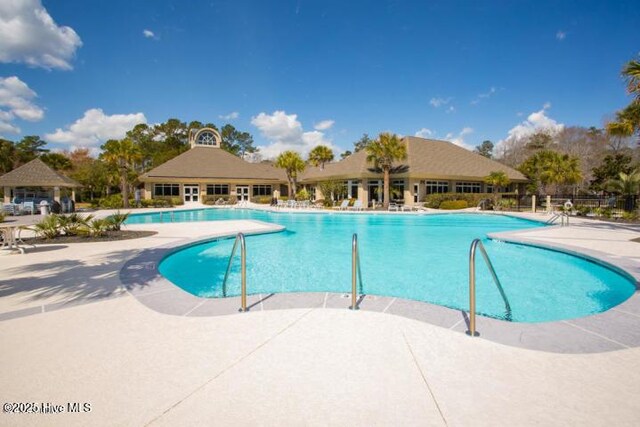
<box><xmin>0</xmin><ymin>0</ymin><xmax>639</xmax><ymax>158</ymax></box>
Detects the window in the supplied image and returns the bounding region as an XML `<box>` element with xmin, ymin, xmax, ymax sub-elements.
<box><xmin>154</xmin><ymin>183</ymin><xmax>179</xmax><ymax>196</ymax></box>
<box><xmin>346</xmin><ymin>180</ymin><xmax>359</xmax><ymax>198</ymax></box>
<box><xmin>455</xmin><ymin>182</ymin><xmax>482</xmax><ymax>193</ymax></box>
<box><xmin>252</xmin><ymin>185</ymin><xmax>272</xmax><ymax>196</ymax></box>
<box><xmin>206</xmin><ymin>184</ymin><xmax>229</xmax><ymax>195</ymax></box>
<box><xmin>197</xmin><ymin>131</ymin><xmax>217</xmax><ymax>146</ymax></box>
<box><xmin>391</xmin><ymin>180</ymin><xmax>405</xmax><ymax>200</ymax></box>
<box><xmin>425</xmin><ymin>181</ymin><xmax>449</xmax><ymax>194</ymax></box>
<box><xmin>486</xmin><ymin>184</ymin><xmax>493</xmax><ymax>193</ymax></box>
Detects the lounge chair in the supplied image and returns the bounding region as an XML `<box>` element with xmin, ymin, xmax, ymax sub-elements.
<box><xmin>388</xmin><ymin>203</ymin><xmax>399</xmax><ymax>212</ymax></box>
<box><xmin>336</xmin><ymin>199</ymin><xmax>349</xmax><ymax>210</ymax></box>
<box><xmin>350</xmin><ymin>200</ymin><xmax>363</xmax><ymax>211</ymax></box>
<box><xmin>2</xmin><ymin>204</ymin><xmax>17</xmax><ymax>216</ymax></box>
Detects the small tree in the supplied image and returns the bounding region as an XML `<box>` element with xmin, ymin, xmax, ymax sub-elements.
<box><xmin>308</xmin><ymin>145</ymin><xmax>334</xmax><ymax>169</ymax></box>
<box><xmin>484</xmin><ymin>171</ymin><xmax>511</xmax><ymax>205</ymax></box>
<box><xmin>275</xmin><ymin>151</ymin><xmax>306</xmax><ymax>198</ymax></box>
<box><xmin>606</xmin><ymin>170</ymin><xmax>640</xmax><ymax>211</ymax></box>
<box><xmin>100</xmin><ymin>138</ymin><xmax>142</xmax><ymax>208</ymax></box>
<box><xmin>475</xmin><ymin>140</ymin><xmax>494</xmax><ymax>158</ymax></box>
<box><xmin>365</xmin><ymin>133</ymin><xmax>407</xmax><ymax>209</ymax></box>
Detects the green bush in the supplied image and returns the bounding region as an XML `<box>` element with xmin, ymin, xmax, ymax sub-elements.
<box><xmin>0</xmin><ymin>211</ymin><xmax>5</xmax><ymax>223</ymax></box>
<box><xmin>251</xmin><ymin>196</ymin><xmax>272</xmax><ymax>204</ymax></box>
<box><xmin>424</xmin><ymin>193</ymin><xmax>493</xmax><ymax>209</ymax></box>
<box><xmin>439</xmin><ymin>200</ymin><xmax>469</xmax><ymax>210</ymax></box>
<box><xmin>97</xmin><ymin>194</ymin><xmax>124</xmax><ymax>209</ymax></box>
<box><xmin>106</xmin><ymin>211</ymin><xmax>130</xmax><ymax>231</ymax></box>
<box><xmin>32</xmin><ymin>215</ymin><xmax>61</xmax><ymax>239</ymax></box>
<box><xmin>81</xmin><ymin>218</ymin><xmax>110</xmax><ymax>237</ymax></box>
<box><xmin>58</xmin><ymin>213</ymin><xmax>92</xmax><ymax>236</ymax></box>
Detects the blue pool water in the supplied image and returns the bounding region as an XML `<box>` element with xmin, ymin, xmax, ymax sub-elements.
<box><xmin>127</xmin><ymin>209</ymin><xmax>637</xmax><ymax>323</ymax></box>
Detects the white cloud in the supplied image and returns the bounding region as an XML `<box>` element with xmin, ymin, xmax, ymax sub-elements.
<box><xmin>251</xmin><ymin>110</ymin><xmax>335</xmax><ymax>159</ymax></box>
<box><xmin>445</xmin><ymin>127</ymin><xmax>474</xmax><ymax>150</ymax></box>
<box><xmin>471</xmin><ymin>86</ymin><xmax>497</xmax><ymax>105</ymax></box>
<box><xmin>0</xmin><ymin>0</ymin><xmax>82</xmax><ymax>70</ymax></box>
<box><xmin>429</xmin><ymin>97</ymin><xmax>452</xmax><ymax>108</ymax></box>
<box><xmin>556</xmin><ymin>30</ymin><xmax>566</xmax><ymax>41</ymax></box>
<box><xmin>0</xmin><ymin>76</ymin><xmax>44</xmax><ymax>136</ymax></box>
<box><xmin>44</xmin><ymin>108</ymin><xmax>147</xmax><ymax>147</ymax></box>
<box><xmin>495</xmin><ymin>103</ymin><xmax>564</xmax><ymax>154</ymax></box>
<box><xmin>446</xmin><ymin>106</ymin><xmax>456</xmax><ymax>114</ymax></box>
<box><xmin>415</xmin><ymin>128</ymin><xmax>433</xmax><ymax>138</ymax></box>
<box><xmin>313</xmin><ymin>119</ymin><xmax>334</xmax><ymax>131</ymax></box>
<box><xmin>219</xmin><ymin>111</ymin><xmax>239</xmax><ymax>121</ymax></box>
<box><xmin>143</xmin><ymin>29</ymin><xmax>156</xmax><ymax>38</ymax></box>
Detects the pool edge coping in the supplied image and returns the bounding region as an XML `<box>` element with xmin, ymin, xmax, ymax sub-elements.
<box><xmin>115</xmin><ymin>219</ymin><xmax>640</xmax><ymax>355</ymax></box>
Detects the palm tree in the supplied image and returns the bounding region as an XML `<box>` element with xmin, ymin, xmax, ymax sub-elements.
<box><xmin>100</xmin><ymin>138</ymin><xmax>142</xmax><ymax>208</ymax></box>
<box><xmin>622</xmin><ymin>58</ymin><xmax>640</xmax><ymax>99</ymax></box>
<box><xmin>308</xmin><ymin>145</ymin><xmax>334</xmax><ymax>169</ymax></box>
<box><xmin>484</xmin><ymin>171</ymin><xmax>511</xmax><ymax>205</ymax></box>
<box><xmin>606</xmin><ymin>120</ymin><xmax>634</xmax><ymax>151</ymax></box>
<box><xmin>607</xmin><ymin>170</ymin><xmax>640</xmax><ymax>211</ymax></box>
<box><xmin>542</xmin><ymin>152</ymin><xmax>582</xmax><ymax>194</ymax></box>
<box><xmin>275</xmin><ymin>151</ymin><xmax>306</xmax><ymax>198</ymax></box>
<box><xmin>365</xmin><ymin>133</ymin><xmax>407</xmax><ymax>209</ymax></box>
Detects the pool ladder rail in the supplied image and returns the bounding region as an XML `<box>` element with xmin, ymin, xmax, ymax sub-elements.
<box><xmin>350</xmin><ymin>233</ymin><xmax>363</xmax><ymax>310</ymax></box>
<box><xmin>467</xmin><ymin>238</ymin><xmax>512</xmax><ymax>337</ymax></box>
<box><xmin>546</xmin><ymin>211</ymin><xmax>570</xmax><ymax>226</ymax></box>
<box><xmin>221</xmin><ymin>233</ymin><xmax>248</xmax><ymax>312</ymax></box>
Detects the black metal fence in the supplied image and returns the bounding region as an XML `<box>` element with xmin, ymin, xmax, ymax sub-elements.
<box><xmin>497</xmin><ymin>193</ymin><xmax>639</xmax><ymax>215</ymax></box>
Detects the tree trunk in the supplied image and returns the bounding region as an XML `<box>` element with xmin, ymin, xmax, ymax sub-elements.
<box><xmin>292</xmin><ymin>178</ymin><xmax>298</xmax><ymax>198</ymax></box>
<box><xmin>286</xmin><ymin>176</ymin><xmax>292</xmax><ymax>199</ymax></box>
<box><xmin>383</xmin><ymin>168</ymin><xmax>390</xmax><ymax>209</ymax></box>
<box><xmin>121</xmin><ymin>169</ymin><xmax>129</xmax><ymax>208</ymax></box>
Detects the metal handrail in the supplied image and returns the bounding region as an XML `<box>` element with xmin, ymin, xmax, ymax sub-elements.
<box><xmin>221</xmin><ymin>233</ymin><xmax>248</xmax><ymax>312</ymax></box>
<box><xmin>467</xmin><ymin>238</ymin><xmax>512</xmax><ymax>337</ymax></box>
<box><xmin>350</xmin><ymin>233</ymin><xmax>363</xmax><ymax>310</ymax></box>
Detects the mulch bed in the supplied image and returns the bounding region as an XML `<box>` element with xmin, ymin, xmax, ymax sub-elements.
<box><xmin>28</xmin><ymin>230</ymin><xmax>157</xmax><ymax>244</ymax></box>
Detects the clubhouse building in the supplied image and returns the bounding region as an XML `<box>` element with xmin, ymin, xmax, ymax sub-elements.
<box><xmin>139</xmin><ymin>128</ymin><xmax>527</xmax><ymax>207</ymax></box>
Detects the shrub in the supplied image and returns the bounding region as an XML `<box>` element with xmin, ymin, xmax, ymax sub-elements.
<box><xmin>97</xmin><ymin>194</ymin><xmax>124</xmax><ymax>209</ymax></box>
<box><xmin>32</xmin><ymin>215</ymin><xmax>61</xmax><ymax>239</ymax></box>
<box><xmin>106</xmin><ymin>211</ymin><xmax>130</xmax><ymax>231</ymax></box>
<box><xmin>81</xmin><ymin>218</ymin><xmax>110</xmax><ymax>237</ymax></box>
<box><xmin>424</xmin><ymin>193</ymin><xmax>493</xmax><ymax>209</ymax></box>
<box><xmin>439</xmin><ymin>200</ymin><xmax>469</xmax><ymax>210</ymax></box>
<box><xmin>58</xmin><ymin>213</ymin><xmax>91</xmax><ymax>236</ymax></box>
<box><xmin>622</xmin><ymin>211</ymin><xmax>639</xmax><ymax>221</ymax></box>
<box><xmin>296</xmin><ymin>188</ymin><xmax>310</xmax><ymax>200</ymax></box>
<box><xmin>0</xmin><ymin>211</ymin><xmax>5</xmax><ymax>223</ymax></box>
<box><xmin>251</xmin><ymin>196</ymin><xmax>272</xmax><ymax>204</ymax></box>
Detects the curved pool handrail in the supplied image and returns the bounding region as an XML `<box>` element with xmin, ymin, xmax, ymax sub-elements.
<box><xmin>467</xmin><ymin>238</ymin><xmax>512</xmax><ymax>336</ymax></box>
<box><xmin>221</xmin><ymin>233</ymin><xmax>248</xmax><ymax>311</ymax></box>
<box><xmin>350</xmin><ymin>233</ymin><xmax>363</xmax><ymax>310</ymax></box>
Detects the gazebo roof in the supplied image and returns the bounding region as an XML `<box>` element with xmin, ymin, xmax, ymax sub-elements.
<box><xmin>0</xmin><ymin>158</ymin><xmax>80</xmax><ymax>188</ymax></box>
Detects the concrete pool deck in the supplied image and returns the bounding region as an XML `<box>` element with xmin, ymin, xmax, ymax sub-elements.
<box><xmin>1</xmin><ymin>208</ymin><xmax>639</xmax><ymax>425</ymax></box>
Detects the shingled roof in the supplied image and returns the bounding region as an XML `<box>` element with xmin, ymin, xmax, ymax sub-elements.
<box><xmin>140</xmin><ymin>147</ymin><xmax>287</xmax><ymax>182</ymax></box>
<box><xmin>0</xmin><ymin>158</ymin><xmax>80</xmax><ymax>188</ymax></box>
<box><xmin>301</xmin><ymin>136</ymin><xmax>527</xmax><ymax>182</ymax></box>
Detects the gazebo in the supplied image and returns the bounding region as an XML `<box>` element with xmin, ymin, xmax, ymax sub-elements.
<box><xmin>0</xmin><ymin>158</ymin><xmax>80</xmax><ymax>205</ymax></box>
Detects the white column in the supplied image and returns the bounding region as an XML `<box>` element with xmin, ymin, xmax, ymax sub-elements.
<box><xmin>532</xmin><ymin>195</ymin><xmax>536</xmax><ymax>213</ymax></box>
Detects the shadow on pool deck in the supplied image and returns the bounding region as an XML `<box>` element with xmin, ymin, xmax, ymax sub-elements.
<box><xmin>0</xmin><ymin>249</ymin><xmax>141</xmax><ymax>312</ymax></box>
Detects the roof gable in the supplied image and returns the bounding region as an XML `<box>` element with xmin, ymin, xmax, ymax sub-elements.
<box><xmin>0</xmin><ymin>158</ymin><xmax>80</xmax><ymax>187</ymax></box>
<box><xmin>140</xmin><ymin>147</ymin><xmax>286</xmax><ymax>181</ymax></box>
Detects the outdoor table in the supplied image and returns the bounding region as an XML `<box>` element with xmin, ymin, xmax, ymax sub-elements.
<box><xmin>0</xmin><ymin>223</ymin><xmax>25</xmax><ymax>254</ymax></box>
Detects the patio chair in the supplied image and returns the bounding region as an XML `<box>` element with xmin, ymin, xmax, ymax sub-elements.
<box><xmin>337</xmin><ymin>199</ymin><xmax>349</xmax><ymax>210</ymax></box>
<box><xmin>349</xmin><ymin>200</ymin><xmax>363</xmax><ymax>211</ymax></box>
<box><xmin>388</xmin><ymin>203</ymin><xmax>399</xmax><ymax>211</ymax></box>
<box><xmin>2</xmin><ymin>203</ymin><xmax>17</xmax><ymax>216</ymax></box>
<box><xmin>276</xmin><ymin>199</ymin><xmax>285</xmax><ymax>209</ymax></box>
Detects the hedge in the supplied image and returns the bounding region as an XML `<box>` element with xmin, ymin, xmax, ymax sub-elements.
<box><xmin>439</xmin><ymin>200</ymin><xmax>469</xmax><ymax>210</ymax></box>
<box><xmin>424</xmin><ymin>193</ymin><xmax>493</xmax><ymax>209</ymax></box>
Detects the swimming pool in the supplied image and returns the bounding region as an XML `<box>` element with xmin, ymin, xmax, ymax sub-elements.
<box><xmin>127</xmin><ymin>209</ymin><xmax>636</xmax><ymax>323</ymax></box>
